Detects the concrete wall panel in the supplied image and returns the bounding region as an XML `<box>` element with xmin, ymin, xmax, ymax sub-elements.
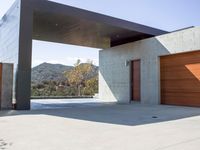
<box><xmin>0</xmin><ymin>0</ymin><xmax>21</xmax><ymax>104</ymax></box>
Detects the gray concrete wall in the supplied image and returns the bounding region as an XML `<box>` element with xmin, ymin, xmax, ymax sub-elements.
<box><xmin>0</xmin><ymin>0</ymin><xmax>33</xmax><ymax>110</ymax></box>
<box><xmin>99</xmin><ymin>26</ymin><xmax>200</xmax><ymax>104</ymax></box>
<box><xmin>0</xmin><ymin>0</ymin><xmax>21</xmax><ymax>104</ymax></box>
<box><xmin>1</xmin><ymin>63</ymin><xmax>13</xmax><ymax>110</ymax></box>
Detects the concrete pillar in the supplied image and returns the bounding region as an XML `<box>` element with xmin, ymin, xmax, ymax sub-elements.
<box><xmin>0</xmin><ymin>63</ymin><xmax>13</xmax><ymax>110</ymax></box>
<box><xmin>15</xmin><ymin>0</ymin><xmax>33</xmax><ymax>110</ymax></box>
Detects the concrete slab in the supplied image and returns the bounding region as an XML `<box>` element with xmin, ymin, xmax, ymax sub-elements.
<box><xmin>0</xmin><ymin>103</ymin><xmax>200</xmax><ymax>150</ymax></box>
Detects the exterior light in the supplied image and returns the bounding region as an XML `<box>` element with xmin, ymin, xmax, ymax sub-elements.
<box><xmin>125</xmin><ymin>60</ymin><xmax>130</xmax><ymax>67</ymax></box>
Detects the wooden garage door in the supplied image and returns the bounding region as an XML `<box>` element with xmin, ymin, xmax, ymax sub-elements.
<box><xmin>160</xmin><ymin>51</ymin><xmax>200</xmax><ymax>107</ymax></box>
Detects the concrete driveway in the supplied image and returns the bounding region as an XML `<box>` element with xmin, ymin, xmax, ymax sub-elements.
<box><xmin>0</xmin><ymin>103</ymin><xmax>200</xmax><ymax>150</ymax></box>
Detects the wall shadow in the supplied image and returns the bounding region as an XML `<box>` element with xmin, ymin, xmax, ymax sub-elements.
<box><xmin>1</xmin><ymin>103</ymin><xmax>200</xmax><ymax>126</ymax></box>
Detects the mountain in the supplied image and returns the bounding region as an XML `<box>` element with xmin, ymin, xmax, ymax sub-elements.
<box><xmin>31</xmin><ymin>62</ymin><xmax>99</xmax><ymax>84</ymax></box>
<box><xmin>31</xmin><ymin>63</ymin><xmax>73</xmax><ymax>84</ymax></box>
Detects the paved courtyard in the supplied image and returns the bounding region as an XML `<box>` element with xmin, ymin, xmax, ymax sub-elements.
<box><xmin>0</xmin><ymin>100</ymin><xmax>200</xmax><ymax>150</ymax></box>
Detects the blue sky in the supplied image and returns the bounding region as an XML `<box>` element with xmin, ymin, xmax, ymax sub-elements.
<box><xmin>0</xmin><ymin>0</ymin><xmax>200</xmax><ymax>67</ymax></box>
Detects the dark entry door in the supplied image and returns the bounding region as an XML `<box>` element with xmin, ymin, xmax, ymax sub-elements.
<box><xmin>131</xmin><ymin>60</ymin><xmax>141</xmax><ymax>101</ymax></box>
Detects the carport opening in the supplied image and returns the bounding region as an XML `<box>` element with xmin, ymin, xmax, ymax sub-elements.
<box><xmin>27</xmin><ymin>1</ymin><xmax>165</xmax><ymax>110</ymax></box>
<box><xmin>31</xmin><ymin>40</ymin><xmax>101</xmax><ymax>110</ymax></box>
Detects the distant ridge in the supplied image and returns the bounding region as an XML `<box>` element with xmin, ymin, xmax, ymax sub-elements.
<box><xmin>31</xmin><ymin>63</ymin><xmax>73</xmax><ymax>84</ymax></box>
<box><xmin>31</xmin><ymin>62</ymin><xmax>98</xmax><ymax>84</ymax></box>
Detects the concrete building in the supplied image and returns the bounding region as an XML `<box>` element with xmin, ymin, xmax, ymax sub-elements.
<box><xmin>100</xmin><ymin>27</ymin><xmax>200</xmax><ymax>107</ymax></box>
<box><xmin>0</xmin><ymin>0</ymin><xmax>199</xmax><ymax>110</ymax></box>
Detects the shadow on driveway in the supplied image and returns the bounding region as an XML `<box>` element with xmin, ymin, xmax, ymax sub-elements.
<box><xmin>1</xmin><ymin>101</ymin><xmax>200</xmax><ymax>126</ymax></box>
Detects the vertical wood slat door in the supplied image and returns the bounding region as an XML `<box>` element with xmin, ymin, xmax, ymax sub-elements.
<box><xmin>160</xmin><ymin>51</ymin><xmax>200</xmax><ymax>107</ymax></box>
<box><xmin>131</xmin><ymin>60</ymin><xmax>141</xmax><ymax>101</ymax></box>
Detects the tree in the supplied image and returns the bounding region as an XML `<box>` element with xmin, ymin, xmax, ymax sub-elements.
<box><xmin>82</xmin><ymin>76</ymin><xmax>98</xmax><ymax>95</ymax></box>
<box><xmin>65</xmin><ymin>59</ymin><xmax>93</xmax><ymax>96</ymax></box>
<box><xmin>74</xmin><ymin>59</ymin><xmax>81</xmax><ymax>67</ymax></box>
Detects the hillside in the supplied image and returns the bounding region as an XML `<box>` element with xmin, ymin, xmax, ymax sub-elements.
<box><xmin>31</xmin><ymin>63</ymin><xmax>73</xmax><ymax>84</ymax></box>
<box><xmin>31</xmin><ymin>62</ymin><xmax>99</xmax><ymax>97</ymax></box>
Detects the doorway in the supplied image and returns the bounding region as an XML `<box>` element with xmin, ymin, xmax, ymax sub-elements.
<box><xmin>131</xmin><ymin>60</ymin><xmax>141</xmax><ymax>101</ymax></box>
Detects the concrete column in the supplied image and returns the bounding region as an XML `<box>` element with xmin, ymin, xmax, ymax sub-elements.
<box><xmin>0</xmin><ymin>63</ymin><xmax>13</xmax><ymax>110</ymax></box>
<box><xmin>15</xmin><ymin>0</ymin><xmax>33</xmax><ymax>110</ymax></box>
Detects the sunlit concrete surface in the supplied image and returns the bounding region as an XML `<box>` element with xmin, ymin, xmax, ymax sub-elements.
<box><xmin>0</xmin><ymin>103</ymin><xmax>200</xmax><ymax>150</ymax></box>
<box><xmin>31</xmin><ymin>98</ymin><xmax>112</xmax><ymax>110</ymax></box>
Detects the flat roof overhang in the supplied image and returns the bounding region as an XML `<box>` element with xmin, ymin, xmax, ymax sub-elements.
<box><xmin>31</xmin><ymin>0</ymin><xmax>168</xmax><ymax>49</ymax></box>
